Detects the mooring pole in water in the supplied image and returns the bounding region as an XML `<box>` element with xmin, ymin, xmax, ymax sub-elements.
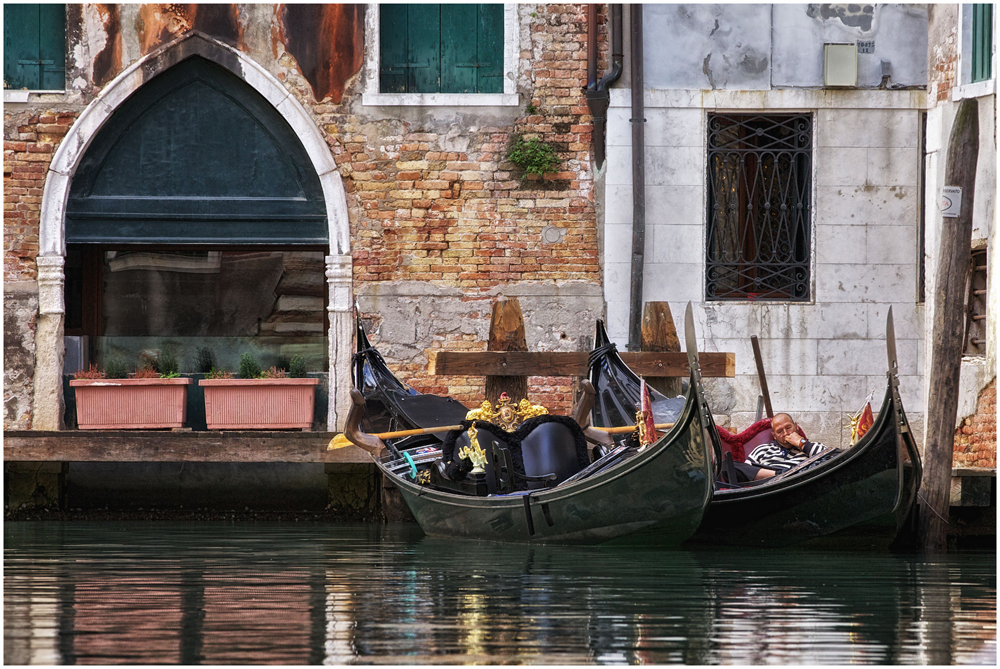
<box><xmin>485</xmin><ymin>296</ymin><xmax>529</xmax><ymax>406</ymax></box>
<box><xmin>921</xmin><ymin>98</ymin><xmax>979</xmax><ymax>552</ymax></box>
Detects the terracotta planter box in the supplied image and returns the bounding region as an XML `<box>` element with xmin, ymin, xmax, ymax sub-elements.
<box><xmin>70</xmin><ymin>378</ymin><xmax>193</xmax><ymax>429</ymax></box>
<box><xmin>199</xmin><ymin>378</ymin><xmax>319</xmax><ymax>430</ymax></box>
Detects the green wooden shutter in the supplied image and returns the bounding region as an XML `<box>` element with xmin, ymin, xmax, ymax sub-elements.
<box><xmin>972</xmin><ymin>3</ymin><xmax>993</xmax><ymax>83</ymax></box>
<box><xmin>441</xmin><ymin>4</ymin><xmax>478</xmax><ymax>93</ymax></box>
<box><xmin>476</xmin><ymin>4</ymin><xmax>504</xmax><ymax>94</ymax></box>
<box><xmin>379</xmin><ymin>4</ymin><xmax>408</xmax><ymax>93</ymax></box>
<box><xmin>407</xmin><ymin>4</ymin><xmax>441</xmax><ymax>93</ymax></box>
<box><xmin>3</xmin><ymin>4</ymin><xmax>64</xmax><ymax>90</ymax></box>
<box><xmin>379</xmin><ymin>3</ymin><xmax>502</xmax><ymax>95</ymax></box>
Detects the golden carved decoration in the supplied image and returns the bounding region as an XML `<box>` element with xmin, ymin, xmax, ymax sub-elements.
<box><xmin>416</xmin><ymin>469</ymin><xmax>431</xmax><ymax>486</ymax></box>
<box><xmin>458</xmin><ymin>424</ymin><xmax>488</xmax><ymax>475</ymax></box>
<box><xmin>464</xmin><ymin>392</ymin><xmax>548</xmax><ymax>432</ymax></box>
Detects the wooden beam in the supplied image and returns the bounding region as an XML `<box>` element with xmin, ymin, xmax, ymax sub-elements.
<box><xmin>641</xmin><ymin>301</ymin><xmax>681</xmax><ymax>396</ymax></box>
<box><xmin>3</xmin><ymin>431</ymin><xmax>372</xmax><ymax>464</ymax></box>
<box><xmin>426</xmin><ymin>350</ymin><xmax>735</xmax><ymax>378</ymax></box>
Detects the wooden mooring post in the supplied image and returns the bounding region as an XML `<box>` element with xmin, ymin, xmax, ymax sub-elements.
<box><xmin>641</xmin><ymin>302</ymin><xmax>681</xmax><ymax>398</ymax></box>
<box><xmin>484</xmin><ymin>297</ymin><xmax>529</xmax><ymax>406</ymax></box>
<box><xmin>922</xmin><ymin>98</ymin><xmax>979</xmax><ymax>552</ymax></box>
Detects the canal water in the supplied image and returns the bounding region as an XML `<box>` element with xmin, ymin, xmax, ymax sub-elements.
<box><xmin>4</xmin><ymin>522</ymin><xmax>996</xmax><ymax>665</ymax></box>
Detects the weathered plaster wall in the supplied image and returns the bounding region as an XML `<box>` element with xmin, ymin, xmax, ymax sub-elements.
<box><xmin>643</xmin><ymin>4</ymin><xmax>928</xmax><ymax>91</ymax></box>
<box><xmin>605</xmin><ymin>87</ymin><xmax>927</xmax><ymax>449</ymax></box>
<box><xmin>4</xmin><ymin>284</ymin><xmax>38</xmax><ymax>430</ymax></box>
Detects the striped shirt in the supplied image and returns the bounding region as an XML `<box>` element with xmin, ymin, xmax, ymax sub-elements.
<box><xmin>747</xmin><ymin>440</ymin><xmax>826</xmax><ymax>474</ymax></box>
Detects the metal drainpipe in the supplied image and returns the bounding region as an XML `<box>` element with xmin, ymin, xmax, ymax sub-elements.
<box><xmin>584</xmin><ymin>5</ymin><xmax>623</xmax><ymax>170</ymax></box>
<box><xmin>627</xmin><ymin>4</ymin><xmax>645</xmax><ymax>351</ymax></box>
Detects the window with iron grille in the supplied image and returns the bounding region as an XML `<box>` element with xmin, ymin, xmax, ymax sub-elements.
<box><xmin>379</xmin><ymin>4</ymin><xmax>503</xmax><ymax>94</ymax></box>
<box><xmin>706</xmin><ymin>114</ymin><xmax>812</xmax><ymax>301</ymax></box>
<box><xmin>964</xmin><ymin>249</ymin><xmax>987</xmax><ymax>355</ymax></box>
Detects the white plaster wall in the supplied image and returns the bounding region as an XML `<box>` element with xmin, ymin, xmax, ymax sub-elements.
<box><xmin>642</xmin><ymin>5</ymin><xmax>928</xmax><ymax>91</ymax></box>
<box><xmin>604</xmin><ymin>88</ymin><xmax>925</xmax><ymax>448</ymax></box>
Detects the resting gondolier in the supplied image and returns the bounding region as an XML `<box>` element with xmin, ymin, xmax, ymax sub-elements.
<box><xmin>744</xmin><ymin>413</ymin><xmax>826</xmax><ymax>479</ymax></box>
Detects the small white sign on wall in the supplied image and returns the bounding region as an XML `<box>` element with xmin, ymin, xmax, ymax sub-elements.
<box><xmin>941</xmin><ymin>186</ymin><xmax>962</xmax><ymax>218</ymax></box>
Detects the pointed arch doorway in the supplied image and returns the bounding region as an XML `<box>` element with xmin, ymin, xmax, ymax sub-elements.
<box><xmin>35</xmin><ymin>34</ymin><xmax>353</xmax><ymax>430</ymax></box>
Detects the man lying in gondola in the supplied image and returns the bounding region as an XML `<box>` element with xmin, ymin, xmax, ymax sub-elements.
<box><xmin>734</xmin><ymin>413</ymin><xmax>827</xmax><ymax>481</ymax></box>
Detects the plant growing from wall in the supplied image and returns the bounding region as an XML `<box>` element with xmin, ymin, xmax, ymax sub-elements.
<box><xmin>507</xmin><ymin>134</ymin><xmax>560</xmax><ymax>177</ymax></box>
<box><xmin>238</xmin><ymin>353</ymin><xmax>262</xmax><ymax>380</ymax></box>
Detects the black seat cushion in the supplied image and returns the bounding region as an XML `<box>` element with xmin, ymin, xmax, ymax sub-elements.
<box><xmin>440</xmin><ymin>415</ymin><xmax>590</xmax><ymax>490</ymax></box>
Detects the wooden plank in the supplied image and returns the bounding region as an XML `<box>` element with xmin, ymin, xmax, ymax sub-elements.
<box><xmin>427</xmin><ymin>350</ymin><xmax>735</xmax><ymax>377</ymax></box>
<box><xmin>3</xmin><ymin>431</ymin><xmax>373</xmax><ymax>464</ymax></box>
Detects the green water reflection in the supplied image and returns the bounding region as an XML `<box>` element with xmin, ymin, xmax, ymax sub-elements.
<box><xmin>4</xmin><ymin>522</ymin><xmax>996</xmax><ymax>665</ymax></box>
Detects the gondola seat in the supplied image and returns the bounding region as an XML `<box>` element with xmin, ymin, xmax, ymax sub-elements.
<box><xmin>438</xmin><ymin>415</ymin><xmax>590</xmax><ymax>494</ymax></box>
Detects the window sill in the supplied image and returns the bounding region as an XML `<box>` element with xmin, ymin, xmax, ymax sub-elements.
<box><xmin>952</xmin><ymin>79</ymin><xmax>996</xmax><ymax>101</ymax></box>
<box><xmin>362</xmin><ymin>92</ymin><xmax>519</xmax><ymax>107</ymax></box>
<box><xmin>4</xmin><ymin>89</ymin><xmax>66</xmax><ymax>103</ymax></box>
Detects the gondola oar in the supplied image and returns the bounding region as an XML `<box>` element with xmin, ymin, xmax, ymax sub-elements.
<box><xmin>328</xmin><ymin>421</ymin><xmax>676</xmax><ymax>450</ymax></box>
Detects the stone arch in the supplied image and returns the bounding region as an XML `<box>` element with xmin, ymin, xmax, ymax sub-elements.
<box><xmin>34</xmin><ymin>31</ymin><xmax>354</xmax><ymax>430</ymax></box>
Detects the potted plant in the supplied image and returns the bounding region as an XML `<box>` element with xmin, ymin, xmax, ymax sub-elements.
<box><xmin>198</xmin><ymin>354</ymin><xmax>318</xmax><ymax>430</ymax></box>
<box><xmin>69</xmin><ymin>354</ymin><xmax>192</xmax><ymax>430</ymax></box>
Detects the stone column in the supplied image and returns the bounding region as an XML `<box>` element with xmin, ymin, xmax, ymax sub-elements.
<box><xmin>326</xmin><ymin>253</ymin><xmax>353</xmax><ymax>431</ymax></box>
<box><xmin>32</xmin><ymin>255</ymin><xmax>66</xmax><ymax>430</ymax></box>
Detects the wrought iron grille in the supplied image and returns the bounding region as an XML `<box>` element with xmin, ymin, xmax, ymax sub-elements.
<box><xmin>706</xmin><ymin>114</ymin><xmax>812</xmax><ymax>301</ymax></box>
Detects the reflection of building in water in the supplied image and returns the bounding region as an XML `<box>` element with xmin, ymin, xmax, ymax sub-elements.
<box><xmin>4</xmin><ymin>573</ymin><xmax>62</xmax><ymax>665</ymax></box>
<box><xmin>325</xmin><ymin>579</ymin><xmax>358</xmax><ymax>664</ymax></box>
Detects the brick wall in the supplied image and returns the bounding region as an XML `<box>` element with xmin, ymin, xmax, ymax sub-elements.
<box><xmin>953</xmin><ymin>378</ymin><xmax>997</xmax><ymax>468</ymax></box>
<box><xmin>343</xmin><ymin>4</ymin><xmax>604</xmax><ymax>414</ymax></box>
<box><xmin>928</xmin><ymin>22</ymin><xmax>957</xmax><ymax>102</ymax></box>
<box><xmin>3</xmin><ymin>4</ymin><xmax>605</xmax><ymax>420</ymax></box>
<box><xmin>3</xmin><ymin>112</ymin><xmax>74</xmax><ymax>281</ymax></box>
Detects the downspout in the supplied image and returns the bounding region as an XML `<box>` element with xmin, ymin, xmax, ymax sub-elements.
<box><xmin>627</xmin><ymin>4</ymin><xmax>645</xmax><ymax>351</ymax></box>
<box><xmin>584</xmin><ymin>4</ymin><xmax>623</xmax><ymax>170</ymax></box>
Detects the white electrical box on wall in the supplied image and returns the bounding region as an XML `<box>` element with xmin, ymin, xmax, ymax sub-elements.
<box><xmin>824</xmin><ymin>43</ymin><xmax>858</xmax><ymax>87</ymax></box>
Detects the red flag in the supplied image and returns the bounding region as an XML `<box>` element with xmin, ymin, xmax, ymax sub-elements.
<box><xmin>640</xmin><ymin>378</ymin><xmax>656</xmax><ymax>445</ymax></box>
<box><xmin>856</xmin><ymin>402</ymin><xmax>874</xmax><ymax>440</ymax></box>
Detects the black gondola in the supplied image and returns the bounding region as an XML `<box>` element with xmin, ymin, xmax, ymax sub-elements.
<box><xmin>588</xmin><ymin>308</ymin><xmax>922</xmax><ymax>548</ymax></box>
<box><xmin>344</xmin><ymin>305</ymin><xmax>717</xmax><ymax>545</ymax></box>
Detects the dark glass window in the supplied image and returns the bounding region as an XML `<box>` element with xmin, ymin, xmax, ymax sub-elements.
<box><xmin>3</xmin><ymin>4</ymin><xmax>65</xmax><ymax>90</ymax></box>
<box><xmin>379</xmin><ymin>4</ymin><xmax>503</xmax><ymax>94</ymax></box>
<box><xmin>706</xmin><ymin>114</ymin><xmax>812</xmax><ymax>301</ymax></box>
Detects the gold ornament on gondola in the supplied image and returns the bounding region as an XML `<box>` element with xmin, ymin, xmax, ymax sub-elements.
<box><xmin>464</xmin><ymin>392</ymin><xmax>548</xmax><ymax>431</ymax></box>
<box><xmin>458</xmin><ymin>393</ymin><xmax>548</xmax><ymax>475</ymax></box>
<box><xmin>458</xmin><ymin>424</ymin><xmax>489</xmax><ymax>475</ymax></box>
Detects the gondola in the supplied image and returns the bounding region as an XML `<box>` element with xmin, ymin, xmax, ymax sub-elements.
<box><xmin>588</xmin><ymin>308</ymin><xmax>922</xmax><ymax>548</ymax></box>
<box><xmin>343</xmin><ymin>305</ymin><xmax>717</xmax><ymax>545</ymax></box>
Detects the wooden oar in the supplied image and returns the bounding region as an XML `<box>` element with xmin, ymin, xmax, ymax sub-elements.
<box><xmin>328</xmin><ymin>422</ymin><xmax>675</xmax><ymax>450</ymax></box>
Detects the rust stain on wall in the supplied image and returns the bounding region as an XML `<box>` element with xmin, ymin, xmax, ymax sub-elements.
<box><xmin>280</xmin><ymin>4</ymin><xmax>364</xmax><ymax>103</ymax></box>
<box><xmin>139</xmin><ymin>4</ymin><xmax>239</xmax><ymax>54</ymax></box>
<box><xmin>92</xmin><ymin>4</ymin><xmax>122</xmax><ymax>87</ymax></box>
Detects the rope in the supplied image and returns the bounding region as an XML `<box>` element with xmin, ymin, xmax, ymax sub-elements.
<box><xmin>918</xmin><ymin>492</ymin><xmax>950</xmax><ymax>524</ymax></box>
